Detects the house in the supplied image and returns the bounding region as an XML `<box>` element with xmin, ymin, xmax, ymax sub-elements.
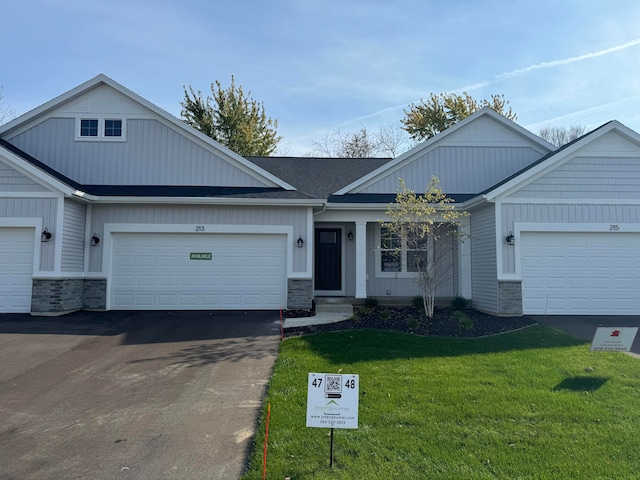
<box><xmin>2</xmin><ymin>74</ymin><xmax>640</xmax><ymax>317</ymax></box>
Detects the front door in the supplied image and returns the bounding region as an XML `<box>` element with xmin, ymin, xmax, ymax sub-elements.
<box><xmin>314</xmin><ymin>228</ymin><xmax>342</xmax><ymax>291</ymax></box>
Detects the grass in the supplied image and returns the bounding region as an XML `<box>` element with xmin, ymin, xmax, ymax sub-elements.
<box><xmin>243</xmin><ymin>326</ymin><xmax>640</xmax><ymax>479</ymax></box>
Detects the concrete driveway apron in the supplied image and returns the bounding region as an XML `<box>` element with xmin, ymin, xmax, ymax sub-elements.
<box><xmin>0</xmin><ymin>310</ymin><xmax>280</xmax><ymax>480</ymax></box>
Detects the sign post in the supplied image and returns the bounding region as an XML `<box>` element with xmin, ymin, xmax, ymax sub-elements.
<box><xmin>306</xmin><ymin>373</ymin><xmax>359</xmax><ymax>467</ymax></box>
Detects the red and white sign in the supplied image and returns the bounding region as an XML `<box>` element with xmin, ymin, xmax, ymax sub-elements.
<box><xmin>590</xmin><ymin>327</ymin><xmax>638</xmax><ymax>352</ymax></box>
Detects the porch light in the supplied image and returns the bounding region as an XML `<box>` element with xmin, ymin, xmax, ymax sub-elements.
<box><xmin>505</xmin><ymin>231</ymin><xmax>515</xmax><ymax>245</ymax></box>
<box><xmin>297</xmin><ymin>235</ymin><xmax>304</xmax><ymax>248</ymax></box>
<box><xmin>347</xmin><ymin>230</ymin><xmax>353</xmax><ymax>241</ymax></box>
<box><xmin>41</xmin><ymin>228</ymin><xmax>52</xmax><ymax>242</ymax></box>
<box><xmin>90</xmin><ymin>234</ymin><xmax>100</xmax><ymax>246</ymax></box>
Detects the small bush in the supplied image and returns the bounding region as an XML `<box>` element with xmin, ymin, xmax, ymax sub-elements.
<box><xmin>380</xmin><ymin>308</ymin><xmax>390</xmax><ymax>319</ymax></box>
<box><xmin>454</xmin><ymin>310</ymin><xmax>474</xmax><ymax>330</ymax></box>
<box><xmin>406</xmin><ymin>316</ymin><xmax>419</xmax><ymax>330</ymax></box>
<box><xmin>450</xmin><ymin>295</ymin><xmax>469</xmax><ymax>311</ymax></box>
<box><xmin>411</xmin><ymin>295</ymin><xmax>424</xmax><ymax>310</ymax></box>
<box><xmin>364</xmin><ymin>296</ymin><xmax>379</xmax><ymax>308</ymax></box>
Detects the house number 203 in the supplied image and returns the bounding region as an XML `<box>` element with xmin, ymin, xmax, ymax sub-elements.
<box><xmin>195</xmin><ymin>225</ymin><xmax>205</xmax><ymax>232</ymax></box>
<box><xmin>610</xmin><ymin>224</ymin><xmax>620</xmax><ymax>231</ymax></box>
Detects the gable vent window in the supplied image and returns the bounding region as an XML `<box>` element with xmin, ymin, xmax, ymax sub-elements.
<box><xmin>80</xmin><ymin>119</ymin><xmax>99</xmax><ymax>137</ymax></box>
<box><xmin>76</xmin><ymin>117</ymin><xmax>126</xmax><ymax>141</ymax></box>
<box><xmin>104</xmin><ymin>119</ymin><xmax>122</xmax><ymax>137</ymax></box>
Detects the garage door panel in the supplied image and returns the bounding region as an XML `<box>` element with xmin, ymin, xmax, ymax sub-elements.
<box><xmin>0</xmin><ymin>228</ymin><xmax>35</xmax><ymax>313</ymax></box>
<box><xmin>522</xmin><ymin>232</ymin><xmax>640</xmax><ymax>315</ymax></box>
<box><xmin>111</xmin><ymin>233</ymin><xmax>287</xmax><ymax>310</ymax></box>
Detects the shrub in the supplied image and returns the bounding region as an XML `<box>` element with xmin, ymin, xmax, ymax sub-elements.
<box><xmin>450</xmin><ymin>295</ymin><xmax>469</xmax><ymax>311</ymax></box>
<box><xmin>406</xmin><ymin>316</ymin><xmax>419</xmax><ymax>330</ymax></box>
<box><xmin>364</xmin><ymin>296</ymin><xmax>379</xmax><ymax>308</ymax></box>
<box><xmin>411</xmin><ymin>295</ymin><xmax>424</xmax><ymax>310</ymax></box>
<box><xmin>454</xmin><ymin>310</ymin><xmax>473</xmax><ymax>330</ymax></box>
<box><xmin>380</xmin><ymin>308</ymin><xmax>390</xmax><ymax>319</ymax></box>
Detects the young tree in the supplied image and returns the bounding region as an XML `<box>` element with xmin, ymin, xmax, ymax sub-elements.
<box><xmin>382</xmin><ymin>177</ymin><xmax>469</xmax><ymax>318</ymax></box>
<box><xmin>402</xmin><ymin>92</ymin><xmax>517</xmax><ymax>141</ymax></box>
<box><xmin>538</xmin><ymin>124</ymin><xmax>587</xmax><ymax>147</ymax></box>
<box><xmin>181</xmin><ymin>76</ymin><xmax>282</xmax><ymax>156</ymax></box>
<box><xmin>0</xmin><ymin>86</ymin><xmax>16</xmax><ymax>126</ymax></box>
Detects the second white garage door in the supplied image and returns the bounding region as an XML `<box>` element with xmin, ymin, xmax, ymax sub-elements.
<box><xmin>110</xmin><ymin>233</ymin><xmax>287</xmax><ymax>310</ymax></box>
<box><xmin>521</xmin><ymin>232</ymin><xmax>640</xmax><ymax>315</ymax></box>
<box><xmin>0</xmin><ymin>227</ymin><xmax>34</xmax><ymax>313</ymax></box>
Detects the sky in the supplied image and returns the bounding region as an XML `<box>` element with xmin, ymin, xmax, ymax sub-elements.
<box><xmin>2</xmin><ymin>0</ymin><xmax>640</xmax><ymax>156</ymax></box>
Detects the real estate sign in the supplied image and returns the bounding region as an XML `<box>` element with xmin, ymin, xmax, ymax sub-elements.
<box><xmin>306</xmin><ymin>373</ymin><xmax>359</xmax><ymax>429</ymax></box>
<box><xmin>590</xmin><ymin>327</ymin><xmax>639</xmax><ymax>352</ymax></box>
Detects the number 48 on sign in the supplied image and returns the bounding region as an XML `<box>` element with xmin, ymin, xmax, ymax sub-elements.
<box><xmin>306</xmin><ymin>373</ymin><xmax>359</xmax><ymax>429</ymax></box>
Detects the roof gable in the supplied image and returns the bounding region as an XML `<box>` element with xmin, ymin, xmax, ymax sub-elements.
<box><xmin>485</xmin><ymin>121</ymin><xmax>640</xmax><ymax>200</ymax></box>
<box><xmin>333</xmin><ymin>108</ymin><xmax>554</xmax><ymax>197</ymax></box>
<box><xmin>0</xmin><ymin>75</ymin><xmax>294</xmax><ymax>191</ymax></box>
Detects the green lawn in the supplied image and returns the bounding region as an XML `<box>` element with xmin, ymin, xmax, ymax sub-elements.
<box><xmin>242</xmin><ymin>326</ymin><xmax>640</xmax><ymax>479</ymax></box>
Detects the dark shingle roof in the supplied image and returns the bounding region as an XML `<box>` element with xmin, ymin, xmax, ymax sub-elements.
<box><xmin>247</xmin><ymin>156</ymin><xmax>391</xmax><ymax>199</ymax></box>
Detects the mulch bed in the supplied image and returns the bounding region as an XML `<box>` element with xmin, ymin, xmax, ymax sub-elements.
<box><xmin>284</xmin><ymin>306</ymin><xmax>538</xmax><ymax>338</ymax></box>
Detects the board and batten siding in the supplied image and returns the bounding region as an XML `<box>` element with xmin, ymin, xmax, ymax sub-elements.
<box><xmin>359</xmin><ymin>146</ymin><xmax>542</xmax><ymax>194</ymax></box>
<box><xmin>0</xmin><ymin>161</ymin><xmax>49</xmax><ymax>192</ymax></box>
<box><xmin>0</xmin><ymin>197</ymin><xmax>58</xmax><ymax>271</ymax></box>
<box><xmin>470</xmin><ymin>204</ymin><xmax>498</xmax><ymax>313</ymax></box>
<box><xmin>7</xmin><ymin>118</ymin><xmax>269</xmax><ymax>187</ymax></box>
<box><xmin>61</xmin><ymin>200</ymin><xmax>86</xmax><ymax>272</ymax></box>
<box><xmin>87</xmin><ymin>204</ymin><xmax>309</xmax><ymax>273</ymax></box>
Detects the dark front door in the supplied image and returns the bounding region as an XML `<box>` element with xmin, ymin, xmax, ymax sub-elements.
<box><xmin>314</xmin><ymin>228</ymin><xmax>342</xmax><ymax>291</ymax></box>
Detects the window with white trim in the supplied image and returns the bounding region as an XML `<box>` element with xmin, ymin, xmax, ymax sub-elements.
<box><xmin>378</xmin><ymin>226</ymin><xmax>430</xmax><ymax>276</ymax></box>
<box><xmin>76</xmin><ymin>117</ymin><xmax>126</xmax><ymax>141</ymax></box>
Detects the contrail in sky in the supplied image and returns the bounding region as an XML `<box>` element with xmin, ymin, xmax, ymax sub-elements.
<box><xmin>344</xmin><ymin>38</ymin><xmax>640</xmax><ymax>126</ymax></box>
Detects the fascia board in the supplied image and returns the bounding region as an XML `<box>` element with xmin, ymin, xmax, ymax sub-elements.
<box><xmin>88</xmin><ymin>195</ymin><xmax>324</xmax><ymax>206</ymax></box>
<box><xmin>484</xmin><ymin>121</ymin><xmax>629</xmax><ymax>201</ymax></box>
<box><xmin>333</xmin><ymin>108</ymin><xmax>554</xmax><ymax>196</ymax></box>
<box><xmin>0</xmin><ymin>74</ymin><xmax>296</xmax><ymax>191</ymax></box>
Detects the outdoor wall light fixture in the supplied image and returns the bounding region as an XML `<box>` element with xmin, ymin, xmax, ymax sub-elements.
<box><xmin>90</xmin><ymin>234</ymin><xmax>100</xmax><ymax>246</ymax></box>
<box><xmin>505</xmin><ymin>231</ymin><xmax>515</xmax><ymax>245</ymax></box>
<box><xmin>41</xmin><ymin>228</ymin><xmax>52</xmax><ymax>242</ymax></box>
<box><xmin>297</xmin><ymin>235</ymin><xmax>304</xmax><ymax>248</ymax></box>
<box><xmin>347</xmin><ymin>230</ymin><xmax>353</xmax><ymax>241</ymax></box>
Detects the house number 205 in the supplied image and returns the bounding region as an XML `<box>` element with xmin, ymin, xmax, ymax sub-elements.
<box><xmin>195</xmin><ymin>225</ymin><xmax>205</xmax><ymax>232</ymax></box>
<box><xmin>610</xmin><ymin>224</ymin><xmax>620</xmax><ymax>231</ymax></box>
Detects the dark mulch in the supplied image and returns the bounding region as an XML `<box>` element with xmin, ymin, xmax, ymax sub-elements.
<box><xmin>284</xmin><ymin>306</ymin><xmax>538</xmax><ymax>338</ymax></box>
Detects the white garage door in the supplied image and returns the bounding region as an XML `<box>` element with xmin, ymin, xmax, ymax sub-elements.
<box><xmin>521</xmin><ymin>232</ymin><xmax>640</xmax><ymax>315</ymax></box>
<box><xmin>0</xmin><ymin>228</ymin><xmax>34</xmax><ymax>313</ymax></box>
<box><xmin>110</xmin><ymin>233</ymin><xmax>287</xmax><ymax>310</ymax></box>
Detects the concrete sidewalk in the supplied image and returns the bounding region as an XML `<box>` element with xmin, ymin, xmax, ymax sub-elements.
<box><xmin>283</xmin><ymin>303</ymin><xmax>353</xmax><ymax>328</ymax></box>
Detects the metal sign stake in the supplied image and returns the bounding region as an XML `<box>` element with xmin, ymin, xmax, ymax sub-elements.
<box><xmin>330</xmin><ymin>428</ymin><xmax>334</xmax><ymax>468</ymax></box>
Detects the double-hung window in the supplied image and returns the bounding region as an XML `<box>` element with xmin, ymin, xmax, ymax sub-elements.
<box><xmin>378</xmin><ymin>225</ymin><xmax>431</xmax><ymax>277</ymax></box>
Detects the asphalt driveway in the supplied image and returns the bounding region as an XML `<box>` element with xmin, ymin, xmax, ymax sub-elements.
<box><xmin>0</xmin><ymin>310</ymin><xmax>281</xmax><ymax>480</ymax></box>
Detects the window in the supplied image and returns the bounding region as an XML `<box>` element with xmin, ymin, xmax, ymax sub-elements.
<box><xmin>80</xmin><ymin>119</ymin><xmax>98</xmax><ymax>137</ymax></box>
<box><xmin>104</xmin><ymin>119</ymin><xmax>122</xmax><ymax>137</ymax></box>
<box><xmin>378</xmin><ymin>226</ymin><xmax>431</xmax><ymax>275</ymax></box>
<box><xmin>76</xmin><ymin>118</ymin><xmax>126</xmax><ymax>141</ymax></box>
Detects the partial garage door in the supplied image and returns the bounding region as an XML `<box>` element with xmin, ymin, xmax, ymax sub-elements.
<box><xmin>521</xmin><ymin>232</ymin><xmax>640</xmax><ymax>315</ymax></box>
<box><xmin>110</xmin><ymin>233</ymin><xmax>287</xmax><ymax>310</ymax></box>
<box><xmin>0</xmin><ymin>227</ymin><xmax>34</xmax><ymax>313</ymax></box>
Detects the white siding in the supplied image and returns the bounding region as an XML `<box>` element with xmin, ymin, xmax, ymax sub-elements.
<box><xmin>510</xmin><ymin>156</ymin><xmax>640</xmax><ymax>199</ymax></box>
<box><xmin>88</xmin><ymin>204</ymin><xmax>308</xmax><ymax>273</ymax></box>
<box><xmin>360</xmin><ymin>146</ymin><xmax>542</xmax><ymax>194</ymax></box>
<box><xmin>0</xmin><ymin>197</ymin><xmax>57</xmax><ymax>271</ymax></box>
<box><xmin>8</xmin><ymin>118</ymin><xmax>270</xmax><ymax>187</ymax></box>
<box><xmin>470</xmin><ymin>204</ymin><xmax>497</xmax><ymax>313</ymax></box>
<box><xmin>0</xmin><ymin>161</ymin><xmax>49</xmax><ymax>192</ymax></box>
<box><xmin>61</xmin><ymin>200</ymin><xmax>86</xmax><ymax>272</ymax></box>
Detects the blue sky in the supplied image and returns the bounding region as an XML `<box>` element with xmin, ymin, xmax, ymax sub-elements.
<box><xmin>3</xmin><ymin>0</ymin><xmax>640</xmax><ymax>155</ymax></box>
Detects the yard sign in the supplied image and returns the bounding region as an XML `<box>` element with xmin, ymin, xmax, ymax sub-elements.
<box><xmin>590</xmin><ymin>327</ymin><xmax>639</xmax><ymax>352</ymax></box>
<box><xmin>306</xmin><ymin>373</ymin><xmax>359</xmax><ymax>429</ymax></box>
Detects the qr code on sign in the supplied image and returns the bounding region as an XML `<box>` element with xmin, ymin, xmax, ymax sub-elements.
<box><xmin>325</xmin><ymin>375</ymin><xmax>342</xmax><ymax>394</ymax></box>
